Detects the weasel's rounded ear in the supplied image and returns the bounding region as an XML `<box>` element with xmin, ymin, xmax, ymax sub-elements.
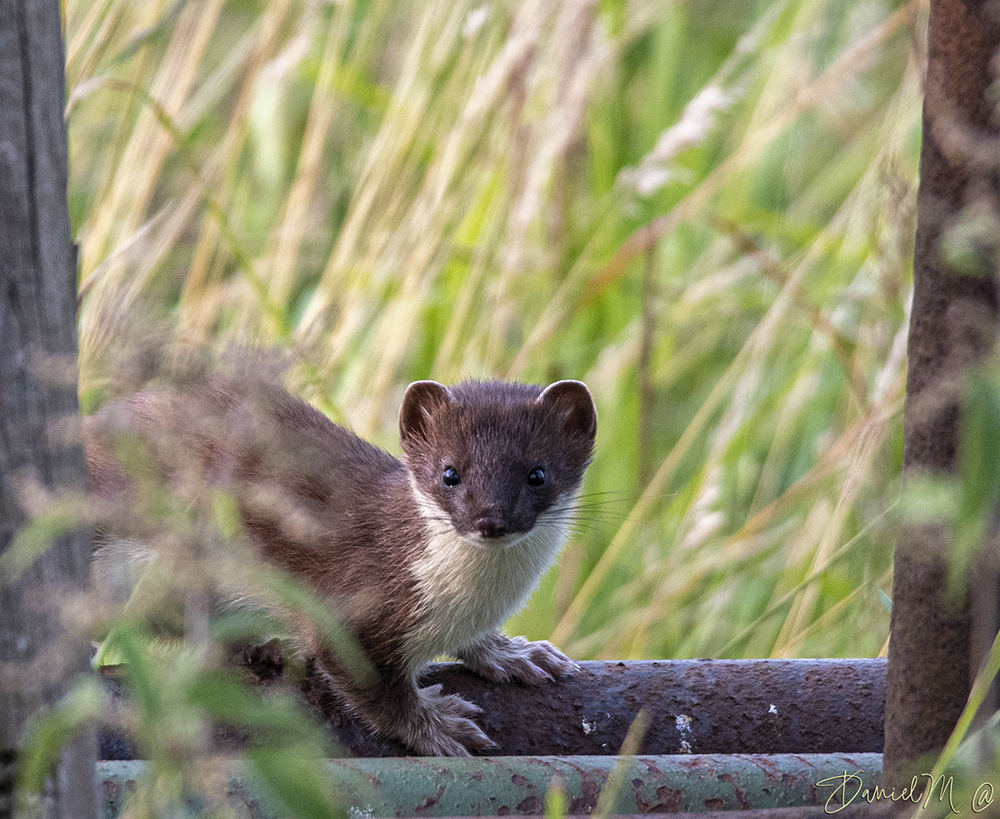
<box><xmin>537</xmin><ymin>380</ymin><xmax>597</xmax><ymax>441</ymax></box>
<box><xmin>400</xmin><ymin>381</ymin><xmax>453</xmax><ymax>444</ymax></box>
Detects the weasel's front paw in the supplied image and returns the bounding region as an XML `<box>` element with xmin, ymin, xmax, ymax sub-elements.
<box><xmin>404</xmin><ymin>684</ymin><xmax>497</xmax><ymax>757</ymax></box>
<box><xmin>460</xmin><ymin>634</ymin><xmax>579</xmax><ymax>685</ymax></box>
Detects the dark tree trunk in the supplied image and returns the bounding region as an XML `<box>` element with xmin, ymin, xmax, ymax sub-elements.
<box><xmin>885</xmin><ymin>0</ymin><xmax>1000</xmax><ymax>787</ymax></box>
<box><xmin>0</xmin><ymin>1</ymin><xmax>96</xmax><ymax>818</ymax></box>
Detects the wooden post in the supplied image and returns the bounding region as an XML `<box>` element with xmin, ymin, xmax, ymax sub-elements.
<box><xmin>0</xmin><ymin>1</ymin><xmax>96</xmax><ymax>817</ymax></box>
<box><xmin>884</xmin><ymin>0</ymin><xmax>1000</xmax><ymax>787</ymax></box>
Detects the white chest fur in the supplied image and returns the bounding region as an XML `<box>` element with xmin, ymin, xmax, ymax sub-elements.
<box><xmin>404</xmin><ymin>486</ymin><xmax>574</xmax><ymax>670</ymax></box>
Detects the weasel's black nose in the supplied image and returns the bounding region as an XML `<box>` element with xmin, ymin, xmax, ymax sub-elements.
<box><xmin>474</xmin><ymin>516</ymin><xmax>509</xmax><ymax>539</ymax></box>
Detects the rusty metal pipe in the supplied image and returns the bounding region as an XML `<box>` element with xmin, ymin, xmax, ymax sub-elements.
<box><xmin>99</xmin><ymin>658</ymin><xmax>887</xmax><ymax>759</ymax></box>
<box><xmin>310</xmin><ymin>658</ymin><xmax>886</xmax><ymax>757</ymax></box>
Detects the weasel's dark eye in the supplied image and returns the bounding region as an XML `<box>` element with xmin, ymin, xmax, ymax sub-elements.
<box><xmin>527</xmin><ymin>467</ymin><xmax>546</xmax><ymax>487</ymax></box>
<box><xmin>442</xmin><ymin>467</ymin><xmax>462</xmax><ymax>487</ymax></box>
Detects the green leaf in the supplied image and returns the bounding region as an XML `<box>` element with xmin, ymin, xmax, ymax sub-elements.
<box><xmin>0</xmin><ymin>497</ymin><xmax>87</xmax><ymax>581</ymax></box>
<box><xmin>18</xmin><ymin>678</ymin><xmax>104</xmax><ymax>793</ymax></box>
<box><xmin>248</xmin><ymin>749</ymin><xmax>344</xmax><ymax>819</ymax></box>
<box><xmin>877</xmin><ymin>587</ymin><xmax>892</xmax><ymax>615</ymax></box>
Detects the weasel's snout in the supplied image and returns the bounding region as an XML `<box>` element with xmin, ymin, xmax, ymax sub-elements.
<box><xmin>473</xmin><ymin>515</ymin><xmax>509</xmax><ymax>539</ymax></box>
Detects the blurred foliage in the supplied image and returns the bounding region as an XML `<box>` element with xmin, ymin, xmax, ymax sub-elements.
<box><xmin>67</xmin><ymin>0</ymin><xmax>922</xmax><ymax>671</ymax></box>
<box><xmin>883</xmin><ymin>361</ymin><xmax>1000</xmax><ymax>817</ymax></box>
<box><xmin>98</xmin><ymin>621</ymin><xmax>344</xmax><ymax>819</ymax></box>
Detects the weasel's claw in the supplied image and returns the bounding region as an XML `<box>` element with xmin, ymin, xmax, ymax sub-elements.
<box><xmin>405</xmin><ymin>684</ymin><xmax>495</xmax><ymax>756</ymax></box>
<box><xmin>460</xmin><ymin>634</ymin><xmax>578</xmax><ymax>686</ymax></box>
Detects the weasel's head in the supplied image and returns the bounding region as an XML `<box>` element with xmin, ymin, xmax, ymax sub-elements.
<box><xmin>399</xmin><ymin>380</ymin><xmax>597</xmax><ymax>547</ymax></box>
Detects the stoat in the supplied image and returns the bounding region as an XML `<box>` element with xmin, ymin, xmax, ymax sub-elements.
<box><xmin>84</xmin><ymin>376</ymin><xmax>597</xmax><ymax>756</ymax></box>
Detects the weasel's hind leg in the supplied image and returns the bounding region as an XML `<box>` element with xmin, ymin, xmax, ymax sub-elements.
<box><xmin>318</xmin><ymin>657</ymin><xmax>496</xmax><ymax>756</ymax></box>
<box><xmin>394</xmin><ymin>683</ymin><xmax>496</xmax><ymax>757</ymax></box>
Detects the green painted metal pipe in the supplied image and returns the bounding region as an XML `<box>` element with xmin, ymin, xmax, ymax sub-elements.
<box><xmin>97</xmin><ymin>753</ymin><xmax>882</xmax><ymax>817</ymax></box>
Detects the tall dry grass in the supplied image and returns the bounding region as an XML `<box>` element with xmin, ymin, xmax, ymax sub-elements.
<box><xmin>68</xmin><ymin>0</ymin><xmax>922</xmax><ymax>662</ymax></box>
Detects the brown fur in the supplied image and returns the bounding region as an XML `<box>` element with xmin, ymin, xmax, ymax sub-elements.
<box><xmin>85</xmin><ymin>376</ymin><xmax>596</xmax><ymax>755</ymax></box>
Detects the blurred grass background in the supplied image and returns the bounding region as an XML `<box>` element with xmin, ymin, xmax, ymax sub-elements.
<box><xmin>67</xmin><ymin>0</ymin><xmax>921</xmax><ymax>662</ymax></box>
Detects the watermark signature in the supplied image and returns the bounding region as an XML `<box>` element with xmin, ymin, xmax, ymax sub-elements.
<box><xmin>816</xmin><ymin>770</ymin><xmax>994</xmax><ymax>815</ymax></box>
